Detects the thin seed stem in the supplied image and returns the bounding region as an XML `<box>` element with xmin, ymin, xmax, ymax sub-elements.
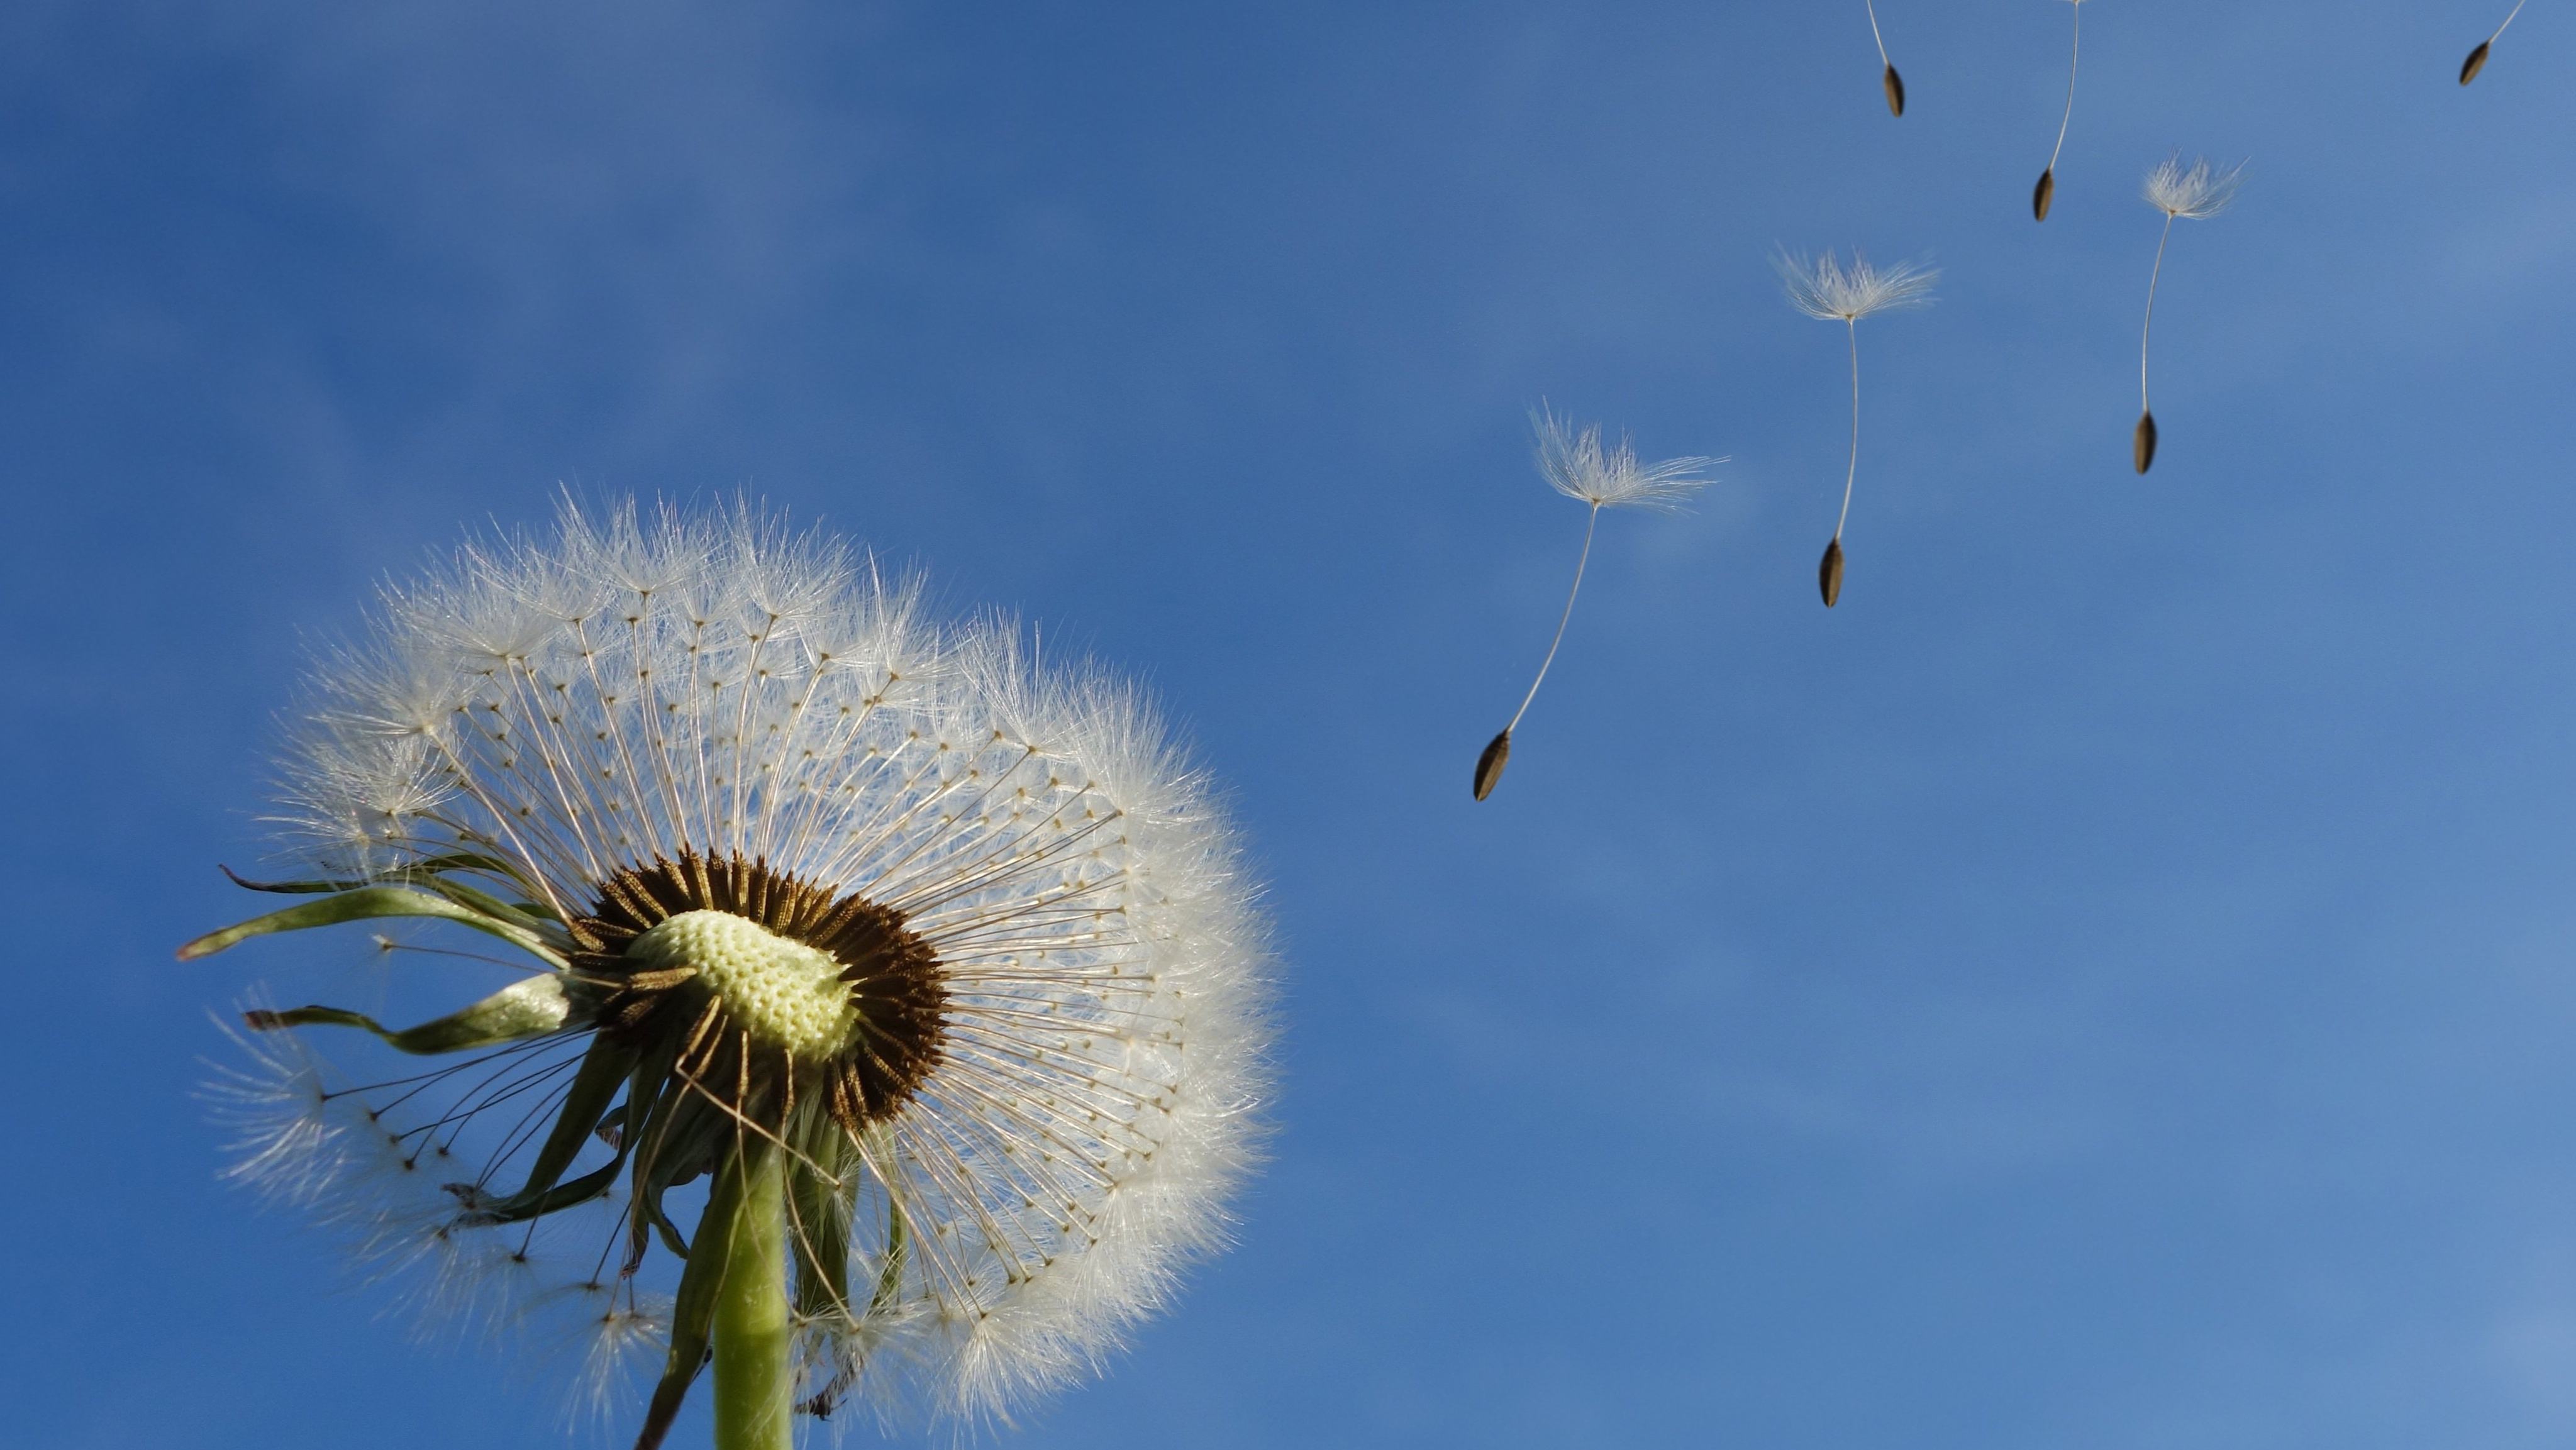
<box><xmin>2047</xmin><ymin>2</ymin><xmax>2082</xmax><ymax>175</ymax></box>
<box><xmin>2490</xmin><ymin>0</ymin><xmax>2531</xmax><ymax>43</ymax></box>
<box><xmin>1865</xmin><ymin>0</ymin><xmax>1892</xmax><ymax>68</ymax></box>
<box><xmin>2141</xmin><ymin>211</ymin><xmax>2175</xmax><ymax>412</ymax></box>
<box><xmin>1504</xmin><ymin>504</ymin><xmax>1600</xmax><ymax>736</ymax></box>
<box><xmin>1835</xmin><ymin>319</ymin><xmax>1861</xmax><ymax>541</ymax></box>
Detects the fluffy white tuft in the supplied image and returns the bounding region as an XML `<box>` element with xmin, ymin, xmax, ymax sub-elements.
<box><xmin>1775</xmin><ymin>248</ymin><xmax>1940</xmax><ymax>323</ymax></box>
<box><xmin>225</xmin><ymin>495</ymin><xmax>1274</xmax><ymax>1430</ymax></box>
<box><xmin>1529</xmin><ymin>407</ymin><xmax>1719</xmax><ymax>512</ymax></box>
<box><xmin>2143</xmin><ymin>153</ymin><xmax>2246</xmax><ymax>221</ymax></box>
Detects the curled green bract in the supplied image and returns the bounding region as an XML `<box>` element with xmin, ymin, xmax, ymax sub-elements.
<box><xmin>221</xmin><ymin>851</ymin><xmax>522</xmax><ymax>894</ymax></box>
<box><xmin>246</xmin><ymin>976</ymin><xmax>571</xmax><ymax>1054</ymax></box>
<box><xmin>179</xmin><ymin>881</ymin><xmax>567</xmax><ymax>968</ymax></box>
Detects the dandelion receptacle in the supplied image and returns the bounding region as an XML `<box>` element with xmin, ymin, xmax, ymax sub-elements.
<box><xmin>190</xmin><ymin>500</ymin><xmax>1272</xmax><ymax>1449</ymax></box>
<box><xmin>1474</xmin><ymin>410</ymin><xmax>1715</xmax><ymax>800</ymax></box>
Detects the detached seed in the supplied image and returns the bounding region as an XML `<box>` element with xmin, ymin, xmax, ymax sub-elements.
<box><xmin>1472</xmin><ymin>729</ymin><xmax>1512</xmax><ymax>801</ymax></box>
<box><xmin>2033</xmin><ymin>168</ymin><xmax>2055</xmax><ymax>221</ymax></box>
<box><xmin>2461</xmin><ymin>40</ymin><xmax>2490</xmax><ymax>83</ymax></box>
<box><xmin>1819</xmin><ymin>538</ymin><xmax>1845</xmax><ymax>608</ymax></box>
<box><xmin>1883</xmin><ymin>64</ymin><xmax>1906</xmax><ymax>117</ymax></box>
<box><xmin>2133</xmin><ymin>411</ymin><xmax>2158</xmax><ymax>474</ymax></box>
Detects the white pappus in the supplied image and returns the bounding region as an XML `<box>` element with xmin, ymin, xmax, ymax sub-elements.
<box><xmin>194</xmin><ymin>497</ymin><xmax>1274</xmax><ymax>1446</ymax></box>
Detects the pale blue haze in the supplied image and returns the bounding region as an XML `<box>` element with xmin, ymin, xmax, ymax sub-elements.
<box><xmin>4</xmin><ymin>1</ymin><xmax>2576</xmax><ymax>1446</ymax></box>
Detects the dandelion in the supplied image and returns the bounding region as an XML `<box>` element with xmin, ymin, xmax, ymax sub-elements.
<box><xmin>1777</xmin><ymin>250</ymin><xmax>1938</xmax><ymax>606</ymax></box>
<box><xmin>1865</xmin><ymin>0</ymin><xmax>1906</xmax><ymax>116</ymax></box>
<box><xmin>2135</xmin><ymin>154</ymin><xmax>2244</xmax><ymax>473</ymax></box>
<box><xmin>2460</xmin><ymin>0</ymin><xmax>2531</xmax><ymax>82</ymax></box>
<box><xmin>1474</xmin><ymin>410</ymin><xmax>1717</xmax><ymax>800</ymax></box>
<box><xmin>186</xmin><ymin>498</ymin><xmax>1271</xmax><ymax>1449</ymax></box>
<box><xmin>2033</xmin><ymin>0</ymin><xmax>2087</xmax><ymax>221</ymax></box>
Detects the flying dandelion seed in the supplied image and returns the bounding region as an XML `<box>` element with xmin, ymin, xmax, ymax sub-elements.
<box><xmin>2135</xmin><ymin>154</ymin><xmax>2244</xmax><ymax>473</ymax></box>
<box><xmin>1777</xmin><ymin>250</ymin><xmax>1938</xmax><ymax>607</ymax></box>
<box><xmin>1865</xmin><ymin>0</ymin><xmax>1906</xmax><ymax>115</ymax></box>
<box><xmin>189</xmin><ymin>498</ymin><xmax>1272</xmax><ymax>1449</ymax></box>
<box><xmin>1474</xmin><ymin>410</ymin><xmax>1717</xmax><ymax>800</ymax></box>
<box><xmin>2460</xmin><ymin>0</ymin><xmax>2531</xmax><ymax>81</ymax></box>
<box><xmin>2034</xmin><ymin>0</ymin><xmax>2087</xmax><ymax>220</ymax></box>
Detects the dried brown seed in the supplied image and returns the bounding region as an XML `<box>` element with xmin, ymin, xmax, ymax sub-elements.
<box><xmin>2461</xmin><ymin>40</ymin><xmax>2490</xmax><ymax>84</ymax></box>
<box><xmin>621</xmin><ymin>965</ymin><xmax>701</xmax><ymax>992</ymax></box>
<box><xmin>1472</xmin><ymin>729</ymin><xmax>1512</xmax><ymax>801</ymax></box>
<box><xmin>1819</xmin><ymin>538</ymin><xmax>1845</xmax><ymax>608</ymax></box>
<box><xmin>2033</xmin><ymin>168</ymin><xmax>2055</xmax><ymax>221</ymax></box>
<box><xmin>2133</xmin><ymin>410</ymin><xmax>2158</xmax><ymax>474</ymax></box>
<box><xmin>1884</xmin><ymin>64</ymin><xmax>1906</xmax><ymax>117</ymax></box>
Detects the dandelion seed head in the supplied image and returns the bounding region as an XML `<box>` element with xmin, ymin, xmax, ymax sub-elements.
<box><xmin>1776</xmin><ymin>249</ymin><xmax>1940</xmax><ymax>323</ymax></box>
<box><xmin>2143</xmin><ymin>153</ymin><xmax>2246</xmax><ymax>220</ymax></box>
<box><xmin>209</xmin><ymin>495</ymin><xmax>1273</xmax><ymax>1431</ymax></box>
<box><xmin>1530</xmin><ymin>407</ymin><xmax>1719</xmax><ymax>512</ymax></box>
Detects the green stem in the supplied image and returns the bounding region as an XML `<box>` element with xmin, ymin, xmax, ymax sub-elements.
<box><xmin>713</xmin><ymin>1139</ymin><xmax>794</xmax><ymax>1450</ymax></box>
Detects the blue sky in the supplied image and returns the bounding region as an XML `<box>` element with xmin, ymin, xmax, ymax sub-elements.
<box><xmin>7</xmin><ymin>1</ymin><xmax>2576</xmax><ymax>1446</ymax></box>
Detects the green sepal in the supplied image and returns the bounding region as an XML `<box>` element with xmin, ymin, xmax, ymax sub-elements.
<box><xmin>519</xmin><ymin>1035</ymin><xmax>635</xmax><ymax>1197</ymax></box>
<box><xmin>221</xmin><ymin>853</ymin><xmax>523</xmax><ymax>894</ymax></box>
<box><xmin>418</xmin><ymin>875</ymin><xmax>567</xmax><ymax>934</ymax></box>
<box><xmin>869</xmin><ymin>1184</ymin><xmax>909</xmax><ymax>1320</ymax></box>
<box><xmin>453</xmin><ymin>1158</ymin><xmax>624</xmax><ymax>1226</ymax></box>
<box><xmin>447</xmin><ymin>1036</ymin><xmax>636</xmax><ymax>1221</ymax></box>
<box><xmin>633</xmin><ymin>1143</ymin><xmax>762</xmax><ymax>1450</ymax></box>
<box><xmin>797</xmin><ymin>1178</ymin><xmax>897</xmax><ymax>1420</ymax></box>
<box><xmin>179</xmin><ymin>884</ymin><xmax>567</xmax><ymax>968</ymax></box>
<box><xmin>225</xmin><ymin>856</ymin><xmax>565</xmax><ymax>926</ymax></box>
<box><xmin>244</xmin><ymin>975</ymin><xmax>571</xmax><ymax>1054</ymax></box>
<box><xmin>643</xmin><ymin>1095</ymin><xmax>724</xmax><ymax>1259</ymax></box>
<box><xmin>789</xmin><ymin>1121</ymin><xmax>855</xmax><ymax>1322</ymax></box>
<box><xmin>621</xmin><ymin>1044</ymin><xmax>686</xmax><ymax>1272</ymax></box>
<box><xmin>627</xmin><ymin>1063</ymin><xmax>724</xmax><ymax>1266</ymax></box>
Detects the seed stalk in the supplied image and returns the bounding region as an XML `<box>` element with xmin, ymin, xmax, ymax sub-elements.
<box><xmin>713</xmin><ymin>1141</ymin><xmax>794</xmax><ymax>1450</ymax></box>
